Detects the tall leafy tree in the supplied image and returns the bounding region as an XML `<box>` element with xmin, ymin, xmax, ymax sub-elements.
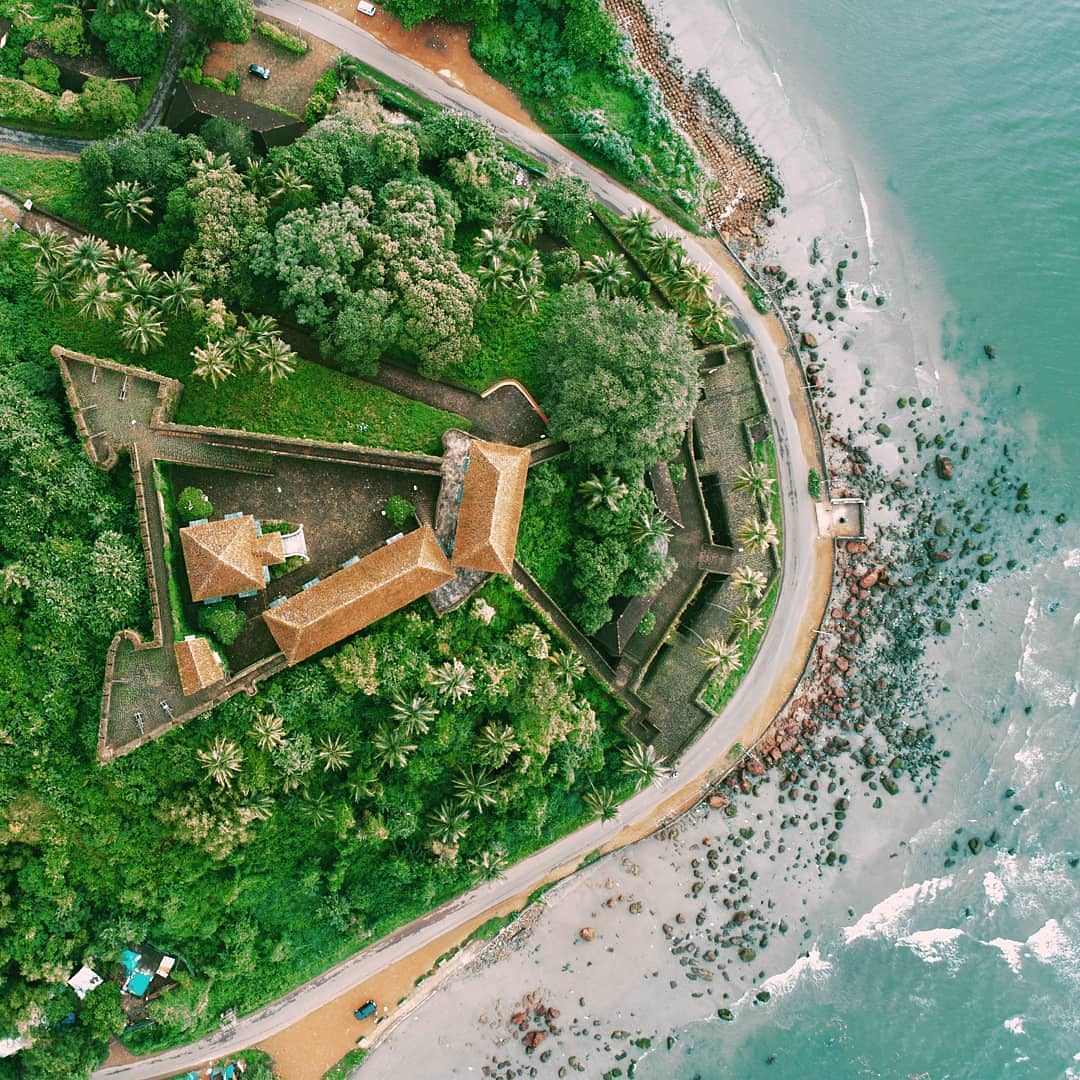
<box><xmin>178</xmin><ymin>0</ymin><xmax>253</xmax><ymax>43</ymax></box>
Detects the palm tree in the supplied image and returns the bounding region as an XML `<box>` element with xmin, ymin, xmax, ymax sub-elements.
<box><xmin>390</xmin><ymin>693</ymin><xmax>437</xmax><ymax>738</ymax></box>
<box><xmin>730</xmin><ymin>603</ymin><xmax>764</xmax><ymax>639</ymax></box>
<box><xmin>119</xmin><ymin>303</ymin><xmax>166</xmax><ymax>354</ymax></box>
<box><xmin>689</xmin><ymin>303</ymin><xmax>731</xmax><ymax>344</ymax></box>
<box><xmin>257</xmin><ymin>336</ymin><xmax>297</xmax><ymax>383</ymax></box>
<box><xmin>469</xmin><ymin>847</ymin><xmax>507</xmax><ymax>881</ymax></box>
<box><xmin>426</xmin><ymin>800</ymin><xmax>469</xmax><ymax>845</ymax></box>
<box><xmin>158</xmin><ymin>269</ymin><xmax>202</xmax><ymax>316</ymax></box>
<box><xmin>427</xmin><ymin>658</ymin><xmax>475</xmax><ymax>704</ymax></box>
<box><xmin>372</xmin><ymin>723</ymin><xmax>416</xmax><ymax>770</ymax></box>
<box><xmin>643</xmin><ymin>231</ymin><xmax>685</xmax><ymax>273</ymax></box>
<box><xmin>267</xmin><ymin>161</ymin><xmax>312</xmax><ymax>202</ymax></box>
<box><xmin>476</xmin><ymin>723</ymin><xmax>520</xmax><ymax>769</ymax></box>
<box><xmin>191</xmin><ymin>340</ymin><xmax>234</xmax><ymax>387</ymax></box>
<box><xmin>302</xmin><ymin>791</ymin><xmax>335</xmax><ymax>826</ymax></box>
<box><xmin>119</xmin><ymin>267</ymin><xmax>162</xmax><ymax>308</ymax></box>
<box><xmin>241</xmin><ymin>792</ymin><xmax>275</xmax><ymax>821</ymax></box>
<box><xmin>347</xmin><ymin>769</ymin><xmax>382</xmax><ymax>804</ymax></box>
<box><xmin>697</xmin><ymin>636</ymin><xmax>741</xmax><ymax>676</ymax></box>
<box><xmin>550</xmin><ymin>649</ymin><xmax>585</xmax><ymax>688</ymax></box>
<box><xmin>316</xmin><ymin>734</ymin><xmax>352</xmax><ymax>772</ymax></box>
<box><xmin>583</xmin><ymin>782</ymin><xmax>619</xmax><ymax>822</ymax></box>
<box><xmin>504</xmin><ymin>195</ymin><xmax>545</xmax><ymax>242</ymax></box>
<box><xmin>73</xmin><ymin>273</ymin><xmax>119</xmax><ymax>321</ymax></box>
<box><xmin>619</xmin><ymin>741</ymin><xmax>666</xmax><ymax>789</ymax></box>
<box><xmin>514</xmin><ymin>279</ymin><xmax>547</xmax><ymax>315</ymax></box>
<box><xmin>629</xmin><ymin>511</ymin><xmax>672</xmax><ymax>548</ymax></box>
<box><xmin>24</xmin><ymin>225</ymin><xmax>68</xmax><ymax>269</ymax></box>
<box><xmin>472</xmin><ymin>227</ymin><xmax>512</xmax><ymax>262</ymax></box>
<box><xmin>33</xmin><ymin>263</ymin><xmax>70</xmax><ymax>309</ymax></box>
<box><xmin>146</xmin><ymin>6</ymin><xmax>169</xmax><ymax>33</ymax></box>
<box><xmin>250</xmin><ymin>712</ymin><xmax>286</xmax><ymax>751</ymax></box>
<box><xmin>731</xmin><ymin>565</ymin><xmax>768</xmax><ymax>601</ymax></box>
<box><xmin>197</xmin><ymin>735</ymin><xmax>244</xmax><ymax>789</ymax></box>
<box><xmin>190</xmin><ymin>150</ymin><xmax>232</xmax><ymax>175</ymax></box>
<box><xmin>66</xmin><ymin>236</ymin><xmax>111</xmax><ymax>279</ymax></box>
<box><xmin>509</xmin><ymin>248</ymin><xmax>543</xmax><ymax>289</ymax></box>
<box><xmin>732</xmin><ymin>461</ymin><xmax>777</xmax><ymax>501</ymax></box>
<box><xmin>103</xmin><ymin>179</ymin><xmax>154</xmax><ymax>229</ymax></box>
<box><xmin>578</xmin><ymin>473</ymin><xmax>628</xmax><ymax>513</ymax></box>
<box><xmin>452</xmin><ymin>764</ymin><xmax>499</xmax><ymax>812</ymax></box>
<box><xmin>668</xmin><ymin>260</ymin><xmax>713</xmax><ymax>308</ymax></box>
<box><xmin>616</xmin><ymin>208</ymin><xmax>655</xmax><ymax>249</ymax></box>
<box><xmin>476</xmin><ymin>255</ymin><xmax>515</xmax><ymax>296</ymax></box>
<box><xmin>583</xmin><ymin>252</ymin><xmax>631</xmax><ymax>299</ymax></box>
<box><xmin>736</xmin><ymin>515</ymin><xmax>778</xmax><ymax>554</ymax></box>
<box><xmin>244</xmin><ymin>313</ymin><xmax>278</xmax><ymax>349</ymax></box>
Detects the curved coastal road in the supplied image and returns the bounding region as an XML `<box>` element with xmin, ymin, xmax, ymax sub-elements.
<box><xmin>94</xmin><ymin>4</ymin><xmax>824</xmax><ymax>1077</ymax></box>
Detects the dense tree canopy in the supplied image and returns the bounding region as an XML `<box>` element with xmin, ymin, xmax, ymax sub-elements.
<box><xmin>178</xmin><ymin>0</ymin><xmax>254</xmax><ymax>44</ymax></box>
<box><xmin>537</xmin><ymin>283</ymin><xmax>700</xmax><ymax>475</ymax></box>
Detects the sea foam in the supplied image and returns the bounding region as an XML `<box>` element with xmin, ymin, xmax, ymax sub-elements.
<box><xmin>987</xmin><ymin>937</ymin><xmax>1024</xmax><ymax>974</ymax></box>
<box><xmin>843</xmin><ymin>875</ymin><xmax>954</xmax><ymax>944</ymax></box>
<box><xmin>757</xmin><ymin>943</ymin><xmax>832</xmax><ymax>997</ymax></box>
<box><xmin>1004</xmin><ymin>1015</ymin><xmax>1027</xmax><ymax>1036</ymax></box>
<box><xmin>896</xmin><ymin>927</ymin><xmax>966</xmax><ymax>967</ymax></box>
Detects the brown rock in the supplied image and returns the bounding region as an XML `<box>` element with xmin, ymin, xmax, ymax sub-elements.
<box><xmin>707</xmin><ymin>793</ymin><xmax>727</xmax><ymax>810</ymax></box>
<box><xmin>629</xmin><ymin>901</ymin><xmax>643</xmax><ymax>914</ymax></box>
<box><xmin>801</xmin><ymin>331</ymin><xmax>819</xmax><ymax>349</ymax></box>
<box><xmin>859</xmin><ymin>569</ymin><xmax>880</xmax><ymax>589</ymax></box>
<box><xmin>579</xmin><ymin>926</ymin><xmax>596</xmax><ymax>941</ymax></box>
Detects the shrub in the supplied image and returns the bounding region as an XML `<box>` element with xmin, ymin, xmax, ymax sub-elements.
<box><xmin>256</xmin><ymin>20</ymin><xmax>309</xmax><ymax>55</ymax></box>
<box><xmin>198</xmin><ymin>599</ymin><xmax>246</xmax><ymax>647</ymax></box>
<box><xmin>176</xmin><ymin>487</ymin><xmax>213</xmax><ymax>521</ymax></box>
<box><xmin>807</xmin><ymin>468</ymin><xmax>822</xmax><ymax>500</ymax></box>
<box><xmin>89</xmin><ymin>8</ymin><xmax>164</xmax><ymax>77</ymax></box>
<box><xmin>78</xmin><ymin>77</ymin><xmax>139</xmax><ymax>131</ymax></box>
<box><xmin>41</xmin><ymin>13</ymin><xmax>89</xmax><ymax>58</ymax></box>
<box><xmin>200</xmin><ymin>116</ymin><xmax>253</xmax><ymax>163</ymax></box>
<box><xmin>636</xmin><ymin>610</ymin><xmax>656</xmax><ymax>637</ymax></box>
<box><xmin>0</xmin><ymin>75</ymin><xmax>57</xmax><ymax>123</ymax></box>
<box><xmin>20</xmin><ymin>58</ymin><xmax>61</xmax><ymax>96</ymax></box>
<box><xmin>542</xmin><ymin>248</ymin><xmax>580</xmax><ymax>289</ymax></box>
<box><xmin>305</xmin><ymin>68</ymin><xmax>340</xmax><ymax>125</ymax></box>
<box><xmin>385</xmin><ymin>495</ymin><xmax>415</xmax><ymax>528</ymax></box>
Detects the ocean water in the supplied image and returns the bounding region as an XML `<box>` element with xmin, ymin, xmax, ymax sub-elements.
<box><xmin>648</xmin><ymin>0</ymin><xmax>1080</xmax><ymax>1075</ymax></box>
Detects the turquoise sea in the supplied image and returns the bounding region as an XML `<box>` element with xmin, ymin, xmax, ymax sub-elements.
<box><xmin>650</xmin><ymin>0</ymin><xmax>1080</xmax><ymax>1075</ymax></box>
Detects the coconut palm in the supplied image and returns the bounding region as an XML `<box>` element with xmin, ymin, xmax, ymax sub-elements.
<box><xmin>619</xmin><ymin>741</ymin><xmax>666</xmax><ymax>789</ymax></box>
<box><xmin>103</xmin><ymin>179</ymin><xmax>154</xmax><ymax>229</ymax></box>
<box><xmin>390</xmin><ymin>692</ymin><xmax>437</xmax><ymax>738</ymax></box>
<box><xmin>119</xmin><ymin>303</ymin><xmax>166</xmax><ymax>354</ymax></box>
<box><xmin>427</xmin><ymin>800</ymin><xmax>469</xmax><ymax>845</ymax></box>
<box><xmin>731</xmin><ymin>565</ymin><xmax>768</xmax><ymax>601</ymax></box>
<box><xmin>158</xmin><ymin>269</ymin><xmax>202</xmax><ymax>315</ymax></box>
<box><xmin>244</xmin><ymin>312</ymin><xmax>278</xmax><ymax>348</ymax></box>
<box><xmin>24</xmin><ymin>225</ymin><xmax>68</xmax><ymax>269</ymax></box>
<box><xmin>730</xmin><ymin>603</ymin><xmax>764</xmax><ymax>639</ymax></box>
<box><xmin>257</xmin><ymin>336</ymin><xmax>297</xmax><ymax>383</ymax></box>
<box><xmin>316</xmin><ymin>734</ymin><xmax>352</xmax><ymax>772</ymax></box>
<box><xmin>190</xmin><ymin>150</ymin><xmax>232</xmax><ymax>175</ymax></box>
<box><xmin>347</xmin><ymin>769</ymin><xmax>382</xmax><ymax>804</ymax></box>
<box><xmin>514</xmin><ymin>279</ymin><xmax>547</xmax><ymax>315</ymax></box>
<box><xmin>643</xmin><ymin>231</ymin><xmax>685</xmax><ymax>273</ymax></box>
<box><xmin>73</xmin><ymin>273</ymin><xmax>119</xmax><ymax>321</ymax></box>
<box><xmin>372</xmin><ymin>723</ymin><xmax>416</xmax><ymax>770</ymax></box>
<box><xmin>191</xmin><ymin>340</ymin><xmax>234</xmax><ymax>387</ymax></box>
<box><xmin>578</xmin><ymin>472</ymin><xmax>628</xmax><ymax>513</ymax></box>
<box><xmin>66</xmin><ymin>236</ymin><xmax>111</xmax><ymax>279</ymax></box>
<box><xmin>629</xmin><ymin>511</ymin><xmax>672</xmax><ymax>547</ymax></box>
<box><xmin>668</xmin><ymin>260</ymin><xmax>713</xmax><ymax>308</ymax></box>
<box><xmin>583</xmin><ymin>251</ymin><xmax>631</xmax><ymax>299</ymax></box>
<box><xmin>146</xmin><ymin>6</ymin><xmax>169</xmax><ymax>33</ymax></box>
<box><xmin>302</xmin><ymin>791</ymin><xmax>335</xmax><ymax>826</ymax></box>
<box><xmin>427</xmin><ymin>658</ymin><xmax>475</xmax><ymax>704</ymax></box>
<box><xmin>583</xmin><ymin>782</ymin><xmax>619</xmax><ymax>822</ymax></box>
<box><xmin>241</xmin><ymin>792</ymin><xmax>275</xmax><ymax>821</ymax></box>
<box><xmin>119</xmin><ymin>267</ymin><xmax>162</xmax><ymax>308</ymax></box>
<box><xmin>550</xmin><ymin>649</ymin><xmax>585</xmax><ymax>688</ymax></box>
<box><xmin>697</xmin><ymin>635</ymin><xmax>741</xmax><ymax>676</ymax></box>
<box><xmin>109</xmin><ymin>245</ymin><xmax>150</xmax><ymax>282</ymax></box>
<box><xmin>476</xmin><ymin>723</ymin><xmax>520</xmax><ymax>769</ymax></box>
<box><xmin>267</xmin><ymin>160</ymin><xmax>312</xmax><ymax>202</ymax></box>
<box><xmin>452</xmin><ymin>764</ymin><xmax>499</xmax><ymax>812</ymax></box>
<box><xmin>469</xmin><ymin>847</ymin><xmax>507</xmax><ymax>881</ymax></box>
<box><xmin>476</xmin><ymin>255</ymin><xmax>515</xmax><ymax>296</ymax></box>
<box><xmin>508</xmin><ymin>248</ymin><xmax>543</xmax><ymax>289</ymax></box>
<box><xmin>472</xmin><ymin>227</ymin><xmax>512</xmax><ymax>262</ymax></box>
<box><xmin>689</xmin><ymin>302</ymin><xmax>733</xmax><ymax>343</ymax></box>
<box><xmin>616</xmin><ymin>208</ymin><xmax>656</xmax><ymax>248</ymax></box>
<box><xmin>197</xmin><ymin>735</ymin><xmax>244</xmax><ymax>789</ymax></box>
<box><xmin>219</xmin><ymin>325</ymin><xmax>253</xmax><ymax>372</ymax></box>
<box><xmin>732</xmin><ymin>461</ymin><xmax>777</xmax><ymax>500</ymax></box>
<box><xmin>504</xmin><ymin>195</ymin><xmax>545</xmax><ymax>242</ymax></box>
<box><xmin>33</xmin><ymin>262</ymin><xmax>71</xmax><ymax>309</ymax></box>
<box><xmin>736</xmin><ymin>515</ymin><xmax>778</xmax><ymax>554</ymax></box>
<box><xmin>250</xmin><ymin>712</ymin><xmax>286</xmax><ymax>751</ymax></box>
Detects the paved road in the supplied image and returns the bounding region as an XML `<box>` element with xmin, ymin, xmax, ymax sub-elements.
<box><xmin>94</xmin><ymin>5</ymin><xmax>825</xmax><ymax>1076</ymax></box>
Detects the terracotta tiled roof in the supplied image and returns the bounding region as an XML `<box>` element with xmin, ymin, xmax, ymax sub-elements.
<box><xmin>263</xmin><ymin>526</ymin><xmax>454</xmax><ymax>664</ymax></box>
<box><xmin>180</xmin><ymin>516</ymin><xmax>283</xmax><ymax>601</ymax></box>
<box><xmin>174</xmin><ymin>637</ymin><xmax>225</xmax><ymax>695</ymax></box>
<box><xmin>451</xmin><ymin>439</ymin><xmax>530</xmax><ymax>575</ymax></box>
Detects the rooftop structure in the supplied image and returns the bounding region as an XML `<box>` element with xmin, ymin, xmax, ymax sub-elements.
<box><xmin>165</xmin><ymin>81</ymin><xmax>305</xmax><ymax>155</ymax></box>
<box><xmin>264</xmin><ymin>526</ymin><xmax>454</xmax><ymax>664</ymax></box>
<box><xmin>451</xmin><ymin>438</ymin><xmax>531</xmax><ymax>575</ymax></box>
<box><xmin>180</xmin><ymin>515</ymin><xmax>284</xmax><ymax>602</ymax></box>
<box><xmin>67</xmin><ymin>966</ymin><xmax>103</xmax><ymax>1000</ymax></box>
<box><xmin>173</xmin><ymin>636</ymin><xmax>226</xmax><ymax>695</ymax></box>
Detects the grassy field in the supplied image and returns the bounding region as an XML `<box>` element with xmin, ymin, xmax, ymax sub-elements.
<box><xmin>0</xmin><ymin>150</ymin><xmax>84</xmax><ymax>215</ymax></box>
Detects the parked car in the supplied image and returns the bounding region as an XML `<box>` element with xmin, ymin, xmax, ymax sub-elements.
<box><xmin>248</xmin><ymin>64</ymin><xmax>270</xmax><ymax>80</ymax></box>
<box><xmin>357</xmin><ymin>2</ymin><xmax>377</xmax><ymax>15</ymax></box>
<box><xmin>354</xmin><ymin>999</ymin><xmax>377</xmax><ymax>1021</ymax></box>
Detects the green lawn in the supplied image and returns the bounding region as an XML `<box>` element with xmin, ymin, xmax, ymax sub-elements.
<box><xmin>0</xmin><ymin>150</ymin><xmax>84</xmax><ymax>216</ymax></box>
<box><xmin>701</xmin><ymin>578</ymin><xmax>780</xmax><ymax>713</ymax></box>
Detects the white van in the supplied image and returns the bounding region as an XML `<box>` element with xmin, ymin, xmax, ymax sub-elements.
<box><xmin>357</xmin><ymin>1</ymin><xmax>376</xmax><ymax>14</ymax></box>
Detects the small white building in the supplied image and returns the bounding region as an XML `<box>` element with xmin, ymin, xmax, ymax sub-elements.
<box><xmin>67</xmin><ymin>965</ymin><xmax>104</xmax><ymax>999</ymax></box>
